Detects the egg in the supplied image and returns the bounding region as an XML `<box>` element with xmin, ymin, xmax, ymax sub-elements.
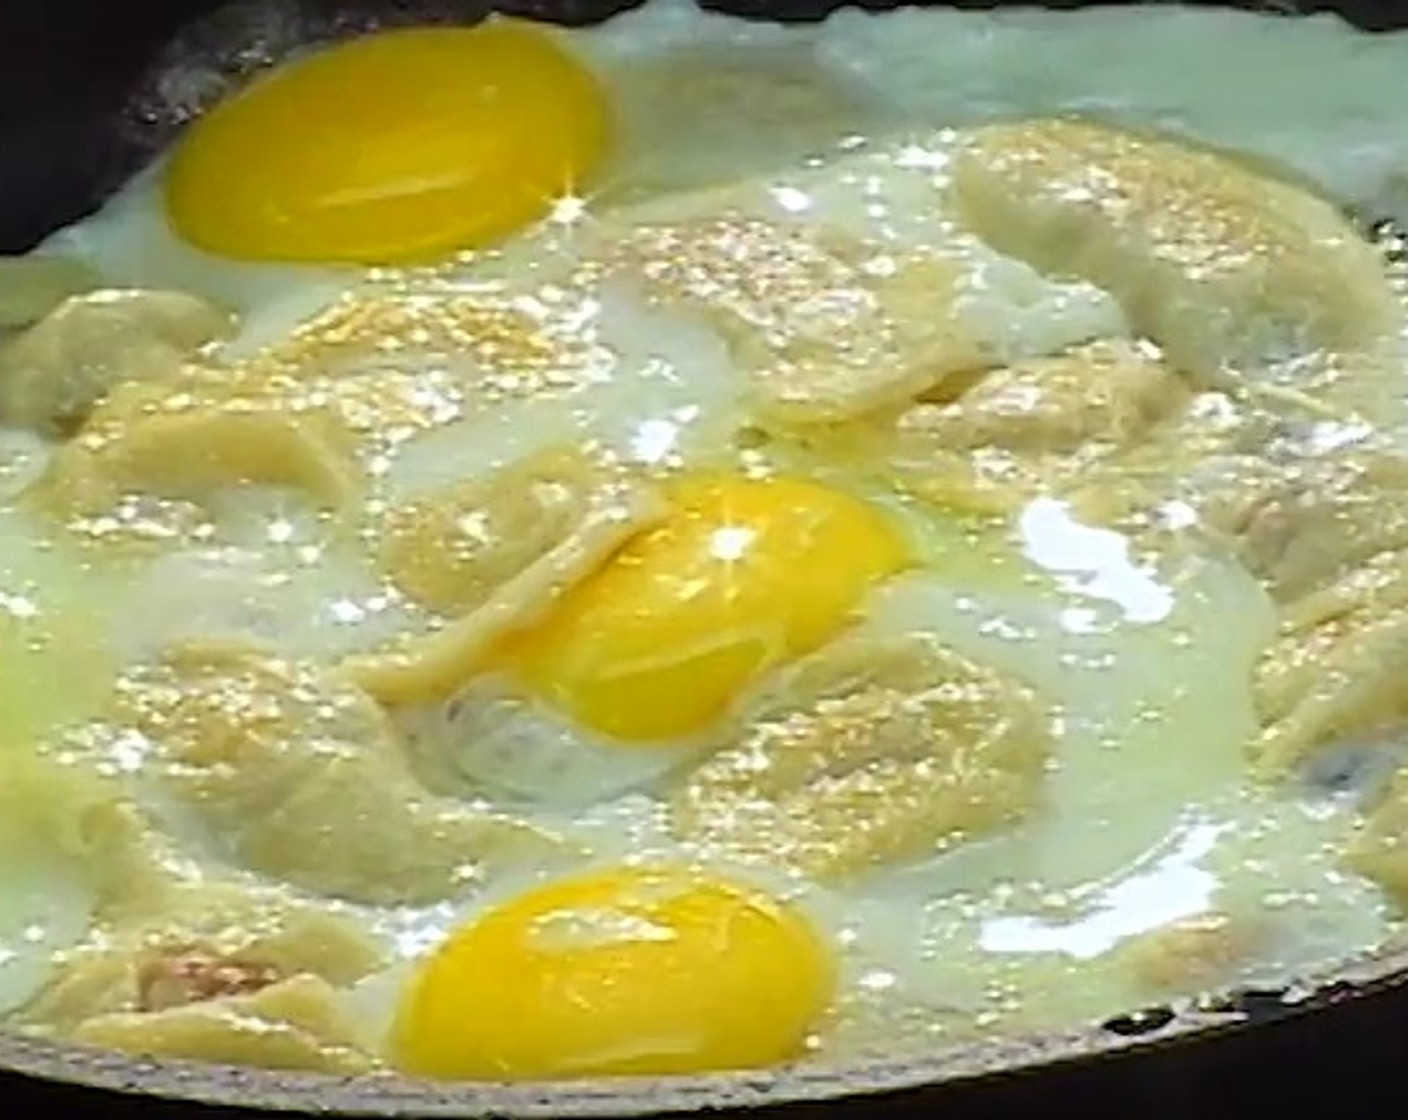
<box><xmin>165</xmin><ymin>21</ymin><xmax>610</xmax><ymax>265</ymax></box>
<box><xmin>389</xmin><ymin>468</ymin><xmax>910</xmax><ymax>803</ymax></box>
<box><xmin>35</xmin><ymin>158</ymin><xmax>353</xmax><ymax>339</ymax></box>
<box><xmin>111</xmin><ymin>540</ymin><xmax>428</xmax><ymax>666</ymax></box>
<box><xmin>391</xmin><ymin>864</ymin><xmax>835</xmax><ymax>1080</ymax></box>
<box><xmin>502</xmin><ymin>473</ymin><xmax>910</xmax><ymax>742</ymax></box>
<box><xmin>398</xmin><ymin>674</ymin><xmax>708</xmax><ymax>807</ymax></box>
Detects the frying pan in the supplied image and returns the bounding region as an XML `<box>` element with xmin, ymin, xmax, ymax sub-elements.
<box><xmin>3</xmin><ymin>0</ymin><xmax>1408</xmax><ymax>1115</ymax></box>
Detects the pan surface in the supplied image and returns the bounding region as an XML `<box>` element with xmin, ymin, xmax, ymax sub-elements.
<box><xmin>3</xmin><ymin>0</ymin><xmax>1408</xmax><ymax>1115</ymax></box>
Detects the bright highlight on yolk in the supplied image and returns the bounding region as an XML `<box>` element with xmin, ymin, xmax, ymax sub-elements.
<box><xmin>164</xmin><ymin>21</ymin><xmax>609</xmax><ymax>264</ymax></box>
<box><xmin>393</xmin><ymin>865</ymin><xmax>836</xmax><ymax>1080</ymax></box>
<box><xmin>505</xmin><ymin>473</ymin><xmax>910</xmax><ymax>742</ymax></box>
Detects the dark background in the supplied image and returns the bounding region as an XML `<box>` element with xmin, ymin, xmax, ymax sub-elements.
<box><xmin>2</xmin><ymin>0</ymin><xmax>1408</xmax><ymax>1114</ymax></box>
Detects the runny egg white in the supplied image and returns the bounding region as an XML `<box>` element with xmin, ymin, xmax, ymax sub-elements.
<box><xmin>3</xmin><ymin>0</ymin><xmax>1408</xmax><ymax>1086</ymax></box>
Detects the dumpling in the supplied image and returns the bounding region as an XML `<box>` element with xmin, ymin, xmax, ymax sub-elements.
<box><xmin>1210</xmin><ymin>451</ymin><xmax>1408</xmax><ymax>607</ymax></box>
<box><xmin>949</xmin><ymin>119</ymin><xmax>1399</xmax><ymax>392</ymax></box>
<box><xmin>373</xmin><ymin>446</ymin><xmax>629</xmax><ymax>618</ymax></box>
<box><xmin>21</xmin><ymin>882</ymin><xmax>383</xmax><ymax>1026</ymax></box>
<box><xmin>31</xmin><ymin>378</ymin><xmax>364</xmax><ymax>547</ymax></box>
<box><xmin>863</xmin><ymin>338</ymin><xmax>1191</xmax><ymax>514</ymax></box>
<box><xmin>1253</xmin><ymin>547</ymin><xmax>1408</xmax><ymax>779</ymax></box>
<box><xmin>344</xmin><ymin>479</ymin><xmax>662</xmax><ymax>706</ymax></box>
<box><xmin>670</xmin><ymin>630</ymin><xmax>1051</xmax><ymax>880</ymax></box>
<box><xmin>0</xmin><ymin>290</ymin><xmax>233</xmax><ymax>436</ymax></box>
<box><xmin>1347</xmin><ymin>766</ymin><xmax>1408</xmax><ymax>902</ymax></box>
<box><xmin>71</xmin><ymin>975</ymin><xmax>374</xmax><ymax>1074</ymax></box>
<box><xmin>108</xmin><ymin>645</ymin><xmax>572</xmax><ymax>905</ymax></box>
<box><xmin>223</xmin><ymin>287</ymin><xmax>613</xmax><ymax>464</ymax></box>
<box><xmin>19</xmin><ymin>880</ymin><xmax>385</xmax><ymax>1074</ymax></box>
<box><xmin>901</xmin><ymin>338</ymin><xmax>1186</xmax><ymax>455</ymax></box>
<box><xmin>1116</xmin><ymin>910</ymin><xmax>1266</xmax><ymax>995</ymax></box>
<box><xmin>612</xmin><ymin>213</ymin><xmax>985</xmax><ymax>426</ymax></box>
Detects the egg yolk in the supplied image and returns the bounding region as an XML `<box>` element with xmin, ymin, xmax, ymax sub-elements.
<box><xmin>504</xmin><ymin>473</ymin><xmax>910</xmax><ymax>742</ymax></box>
<box><xmin>164</xmin><ymin>21</ymin><xmax>609</xmax><ymax>264</ymax></box>
<box><xmin>393</xmin><ymin>865</ymin><xmax>836</xmax><ymax>1080</ymax></box>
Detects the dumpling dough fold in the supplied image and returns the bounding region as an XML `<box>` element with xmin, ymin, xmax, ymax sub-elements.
<box><xmin>0</xmin><ymin>289</ymin><xmax>232</xmax><ymax>436</ymax></box>
<box><xmin>950</xmin><ymin>119</ymin><xmax>1398</xmax><ymax>403</ymax></box>
<box><xmin>670</xmin><ymin>630</ymin><xmax>1050</xmax><ymax>880</ymax></box>
<box><xmin>107</xmin><ymin>645</ymin><xmax>571</xmax><ymax>905</ymax></box>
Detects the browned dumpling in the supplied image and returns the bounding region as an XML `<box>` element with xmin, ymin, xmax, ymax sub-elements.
<box><xmin>19</xmin><ymin>881</ymin><xmax>385</xmax><ymax>1074</ymax></box>
<box><xmin>72</xmin><ymin>975</ymin><xmax>374</xmax><ymax>1074</ymax></box>
<box><xmin>950</xmin><ymin>119</ymin><xmax>1398</xmax><ymax>396</ymax></box>
<box><xmin>109</xmin><ymin>645</ymin><xmax>572</xmax><ymax>905</ymax></box>
<box><xmin>21</xmin><ymin>885</ymin><xmax>382</xmax><ymax>1027</ymax></box>
<box><xmin>0</xmin><ymin>289</ymin><xmax>232</xmax><ymax>435</ymax></box>
<box><xmin>670</xmin><ymin>630</ymin><xmax>1050</xmax><ymax>880</ymax></box>
<box><xmin>1117</xmin><ymin>911</ymin><xmax>1266</xmax><ymax>995</ymax></box>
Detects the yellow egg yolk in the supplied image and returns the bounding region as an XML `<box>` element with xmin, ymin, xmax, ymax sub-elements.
<box><xmin>504</xmin><ymin>473</ymin><xmax>910</xmax><ymax>742</ymax></box>
<box><xmin>393</xmin><ymin>865</ymin><xmax>836</xmax><ymax>1080</ymax></box>
<box><xmin>164</xmin><ymin>21</ymin><xmax>609</xmax><ymax>264</ymax></box>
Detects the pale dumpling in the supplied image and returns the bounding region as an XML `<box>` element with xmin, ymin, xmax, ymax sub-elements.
<box><xmin>1253</xmin><ymin>547</ymin><xmax>1408</xmax><ymax>779</ymax></box>
<box><xmin>670</xmin><ymin>629</ymin><xmax>1051</xmax><ymax>881</ymax></box>
<box><xmin>1346</xmin><ymin>766</ymin><xmax>1408</xmax><ymax>902</ymax></box>
<box><xmin>343</xmin><ymin>480</ymin><xmax>662</xmax><ymax>707</ymax></box>
<box><xmin>0</xmin><ymin>756</ymin><xmax>125</xmax><ymax>1015</ymax></box>
<box><xmin>949</xmin><ymin>118</ymin><xmax>1399</xmax><ymax>393</ymax></box>
<box><xmin>102</xmin><ymin>645</ymin><xmax>571</xmax><ymax>905</ymax></box>
<box><xmin>587</xmin><ymin>133</ymin><xmax>1127</xmax><ymax>429</ymax></box>
<box><xmin>373</xmin><ymin>446</ymin><xmax>631</xmax><ymax>619</ymax></box>
<box><xmin>610</xmin><ymin>213</ymin><xmax>984</xmax><ymax>425</ymax></box>
<box><xmin>859</xmin><ymin>337</ymin><xmax>1191</xmax><ymax>514</ymax></box>
<box><xmin>32</xmin><ymin>379</ymin><xmax>363</xmax><ymax>547</ymax></box>
<box><xmin>1201</xmin><ymin>449</ymin><xmax>1408</xmax><ymax>606</ymax></box>
<box><xmin>0</xmin><ymin>290</ymin><xmax>233</xmax><ymax>437</ymax></box>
